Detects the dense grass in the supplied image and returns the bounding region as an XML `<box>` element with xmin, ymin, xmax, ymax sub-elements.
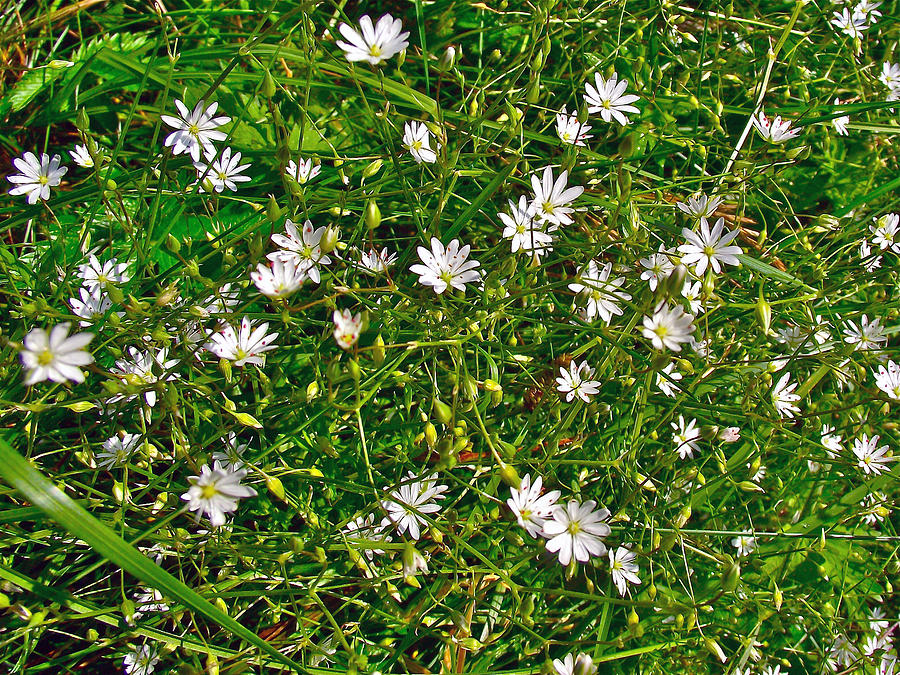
<box><xmin>0</xmin><ymin>0</ymin><xmax>898</xmax><ymax>673</ymax></box>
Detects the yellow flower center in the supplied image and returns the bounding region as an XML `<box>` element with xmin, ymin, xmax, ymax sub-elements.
<box><xmin>567</xmin><ymin>521</ymin><xmax>581</xmax><ymax>535</ymax></box>
<box><xmin>37</xmin><ymin>349</ymin><xmax>55</xmax><ymax>366</ymax></box>
<box><xmin>542</xmin><ymin>201</ymin><xmax>555</xmax><ymax>214</ymax></box>
<box><xmin>234</xmin><ymin>348</ymin><xmax>247</xmax><ymax>361</ymax></box>
<box><xmin>369</xmin><ymin>44</ymin><xmax>382</xmax><ymax>57</ymax></box>
<box><xmin>201</xmin><ymin>483</ymin><xmax>218</xmax><ymax>499</ymax></box>
<box><xmin>39</xmin><ymin>176</ymin><xmax>49</xmax><ymax>185</ymax></box>
<box><xmin>188</xmin><ymin>123</ymin><xmax>200</xmax><ymax>136</ymax></box>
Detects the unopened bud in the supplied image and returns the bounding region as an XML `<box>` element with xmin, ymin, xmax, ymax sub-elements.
<box><xmin>76</xmin><ymin>107</ymin><xmax>90</xmax><ymax>132</ymax></box>
<box><xmin>165</xmin><ymin>233</ymin><xmax>181</xmax><ymax>254</ymax></box>
<box><xmin>756</xmin><ymin>294</ymin><xmax>772</xmax><ymax>335</ymax></box>
<box><xmin>320</xmin><ymin>226</ymin><xmax>339</xmax><ymax>254</ymax></box>
<box><xmin>703</xmin><ymin>637</ymin><xmax>726</xmax><ymax>663</ymax></box>
<box><xmin>262</xmin><ymin>69</ymin><xmax>277</xmax><ymax>98</ymax></box>
<box><xmin>365</xmin><ymin>200</ymin><xmax>381</xmax><ymax>230</ymax></box>
<box><xmin>719</xmin><ymin>559</ymin><xmax>740</xmax><ymax>592</ymax></box>
<box><xmin>499</xmin><ymin>463</ymin><xmax>520</xmax><ymax>489</ymax></box>
<box><xmin>432</xmin><ymin>398</ymin><xmax>453</xmax><ymax>425</ymax></box>
<box><xmin>266</xmin><ymin>195</ymin><xmax>282</xmax><ymax>223</ymax></box>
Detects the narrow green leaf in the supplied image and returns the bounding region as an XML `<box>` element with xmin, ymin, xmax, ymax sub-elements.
<box><xmin>0</xmin><ymin>434</ymin><xmax>305</xmax><ymax>673</ymax></box>
<box><xmin>445</xmin><ymin>160</ymin><xmax>519</xmax><ymax>240</ymax></box>
<box><xmin>738</xmin><ymin>253</ymin><xmax>814</xmax><ymax>290</ymax></box>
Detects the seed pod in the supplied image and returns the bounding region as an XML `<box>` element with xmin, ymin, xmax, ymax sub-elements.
<box><xmin>267</xmin><ymin>476</ymin><xmax>286</xmax><ymax>502</ymax></box>
<box><xmin>165</xmin><ymin>233</ymin><xmax>181</xmax><ymax>254</ymax></box>
<box><xmin>499</xmin><ymin>463</ymin><xmax>520</xmax><ymax>489</ymax></box>
<box><xmin>262</xmin><ymin>69</ymin><xmax>277</xmax><ymax>98</ymax></box>
<box><xmin>756</xmin><ymin>293</ymin><xmax>772</xmax><ymax>335</ymax></box>
<box><xmin>266</xmin><ymin>195</ymin><xmax>282</xmax><ymax>223</ymax></box>
<box><xmin>719</xmin><ymin>559</ymin><xmax>740</xmax><ymax>592</ymax></box>
<box><xmin>627</xmin><ymin>608</ymin><xmax>639</xmax><ymax>628</ymax></box>
<box><xmin>365</xmin><ymin>200</ymin><xmax>381</xmax><ymax>230</ymax></box>
<box><xmin>773</xmin><ymin>583</ymin><xmax>783</xmax><ymax>610</ymax></box>
<box><xmin>703</xmin><ymin>637</ymin><xmax>726</xmax><ymax>662</ymax></box>
<box><xmin>432</xmin><ymin>398</ymin><xmax>453</xmax><ymax>425</ymax></box>
<box><xmin>76</xmin><ymin>107</ymin><xmax>90</xmax><ymax>132</ymax></box>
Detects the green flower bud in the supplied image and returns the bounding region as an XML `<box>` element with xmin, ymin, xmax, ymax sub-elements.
<box><xmin>719</xmin><ymin>559</ymin><xmax>740</xmax><ymax>592</ymax></box>
<box><xmin>499</xmin><ymin>463</ymin><xmax>520</xmax><ymax>489</ymax></box>
<box><xmin>76</xmin><ymin>107</ymin><xmax>90</xmax><ymax>132</ymax></box>
<box><xmin>262</xmin><ymin>69</ymin><xmax>277</xmax><ymax>98</ymax></box>
<box><xmin>165</xmin><ymin>233</ymin><xmax>181</xmax><ymax>254</ymax></box>
<box><xmin>365</xmin><ymin>200</ymin><xmax>381</xmax><ymax>230</ymax></box>
<box><xmin>432</xmin><ymin>398</ymin><xmax>453</xmax><ymax>425</ymax></box>
<box><xmin>320</xmin><ymin>225</ymin><xmax>340</xmax><ymax>254</ymax></box>
<box><xmin>756</xmin><ymin>293</ymin><xmax>772</xmax><ymax>335</ymax></box>
<box><xmin>266</xmin><ymin>195</ymin><xmax>282</xmax><ymax>223</ymax></box>
<box><xmin>267</xmin><ymin>476</ymin><xmax>286</xmax><ymax>502</ymax></box>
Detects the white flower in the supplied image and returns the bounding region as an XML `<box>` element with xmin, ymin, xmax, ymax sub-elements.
<box><xmin>731</xmin><ymin>535</ymin><xmax>757</xmax><ymax>557</ymax></box>
<box><xmin>110</xmin><ymin>347</ymin><xmax>180</xmax><ymax>408</ymax></box>
<box><xmin>269</xmin><ymin>219</ymin><xmax>331</xmax><ymax>285</ymax></box>
<box><xmin>821</xmin><ymin>424</ymin><xmax>843</xmax><ymax>458</ymax></box>
<box><xmin>409</xmin><ymin>237</ymin><xmax>481</xmax><ymax>295</ymax></box>
<box><xmin>677</xmin><ymin>216</ymin><xmax>744</xmax><ymax>276</ymax></box>
<box><xmin>543</xmin><ymin>500</ymin><xmax>611</xmax><ymax>567</ymax></box>
<box><xmin>879</xmin><ymin>63</ymin><xmax>900</xmax><ymax>96</ymax></box>
<box><xmin>181</xmin><ymin>460</ymin><xmax>257</xmax><ymax>527</ymax></box>
<box><xmin>681</xmin><ymin>279</ymin><xmax>704</xmax><ymax>315</ymax></box>
<box><xmin>343</xmin><ymin>514</ymin><xmax>391</xmax><ymax>560</ymax></box>
<box><xmin>671</xmin><ymin>415</ymin><xmax>700</xmax><ymax>459</ymax></box>
<box><xmin>506</xmin><ymin>473</ymin><xmax>561</xmax><ymax>539</ymax></box>
<box><xmin>690</xmin><ymin>335</ymin><xmax>710</xmax><ymax>358</ymax></box>
<box><xmin>843</xmin><ymin>314</ymin><xmax>887</xmax><ymax>351</ymax></box>
<box><xmin>555</xmin><ymin>108</ymin><xmax>593</xmax><ymax>146</ymax></box>
<box><xmin>568</xmin><ymin>260</ymin><xmax>631</xmax><ymax>324</ymax></box>
<box><xmin>19</xmin><ymin>323</ymin><xmax>94</xmax><ymax>385</ymax></box>
<box><xmin>638</xmin><ymin>244</ymin><xmax>675</xmax><ymax>291</ymax></box>
<box><xmin>335</xmin><ymin>14</ymin><xmax>409</xmax><ymax>65</ymax></box>
<box><xmin>831</xmin><ymin>7</ymin><xmax>868</xmax><ymax>39</ymax></box>
<box><xmin>719</xmin><ymin>427</ymin><xmax>741</xmax><ymax>443</ymax></box>
<box><xmin>160</xmin><ymin>99</ymin><xmax>230</xmax><ymax>162</ymax></box>
<box><xmin>656</xmin><ymin>362</ymin><xmax>683</xmax><ymax>397</ymax></box>
<box><xmin>772</xmin><ymin>371</ymin><xmax>801</xmax><ymax>418</ymax></box>
<box><xmin>77</xmin><ymin>255</ymin><xmax>130</xmax><ymax>293</ymax></box>
<box><xmin>285</xmin><ymin>158</ymin><xmax>320</xmax><ymax>184</ymax></box>
<box><xmin>251</xmin><ymin>258</ymin><xmax>306</xmax><ymax>298</ymax></box>
<box><xmin>677</xmin><ymin>193</ymin><xmax>723</xmax><ymax>220</ymax></box>
<box><xmin>553</xmin><ymin>653</ymin><xmax>597</xmax><ymax>675</ymax></box>
<box><xmin>212</xmin><ymin>432</ymin><xmax>250</xmax><ymax>471</ymax></box>
<box><xmin>641</xmin><ymin>302</ymin><xmax>695</xmax><ymax>352</ymax></box>
<box><xmin>69</xmin><ymin>143</ymin><xmax>94</xmax><ymax>168</ymax></box>
<box><xmin>202</xmin><ymin>283</ymin><xmax>242</xmax><ymax>317</ymax></box>
<box><xmin>871</xmin><ymin>213</ymin><xmax>900</xmax><ymax>253</ymax></box>
<box><xmin>133</xmin><ymin>588</ymin><xmax>169</xmax><ymax>619</ymax></box>
<box><xmin>861</xmin><ymin>492</ymin><xmax>890</xmax><ymax>526</ymax></box>
<box><xmin>381</xmin><ymin>472</ymin><xmax>448</xmax><ymax>540</ymax></box>
<box><xmin>333</xmin><ymin>309</ymin><xmax>363</xmax><ymax>349</ymax></box>
<box><xmin>752</xmin><ymin>108</ymin><xmax>801</xmax><ymax>143</ymax></box>
<box><xmin>853</xmin><ymin>434</ymin><xmax>895</xmax><ymax>476</ymax></box>
<box><xmin>530</xmin><ymin>166</ymin><xmax>584</xmax><ymax>227</ymax></box>
<box><xmin>555</xmin><ymin>359</ymin><xmax>601</xmax><ymax>403</ymax></box>
<box><xmin>584</xmin><ymin>72</ymin><xmax>640</xmax><ymax>125</ymax></box>
<box><xmin>860</xmin><ymin>239</ymin><xmax>883</xmax><ymax>272</ymax></box>
<box><xmin>358</xmin><ymin>247</ymin><xmax>398</xmax><ymax>274</ymax></box>
<box><xmin>69</xmin><ymin>287</ymin><xmax>112</xmax><ymax>326</ymax></box>
<box><xmin>96</xmin><ymin>432</ymin><xmax>142</xmax><ymax>470</ymax></box>
<box><xmin>609</xmin><ymin>546</ymin><xmax>641</xmax><ymax>596</ymax></box>
<box><xmin>402</xmin><ymin>121</ymin><xmax>440</xmax><ymax>164</ymax></box>
<box><xmin>875</xmin><ymin>361</ymin><xmax>900</xmax><ymax>400</ymax></box>
<box><xmin>7</xmin><ymin>151</ymin><xmax>67</xmax><ymax>204</ymax></box>
<box><xmin>205</xmin><ymin>317</ymin><xmax>278</xmax><ymax>367</ymax></box>
<box><xmin>499</xmin><ymin>195</ymin><xmax>556</xmax><ymax>258</ymax></box>
<box><xmin>123</xmin><ymin>645</ymin><xmax>160</xmax><ymax>675</ymax></box>
<box><xmin>401</xmin><ymin>543</ymin><xmax>429</xmax><ymax>578</ymax></box>
<box><xmin>855</xmin><ymin>0</ymin><xmax>882</xmax><ymax>23</ymax></box>
<box><xmin>832</xmin><ymin>99</ymin><xmax>850</xmax><ymax>135</ymax></box>
<box><xmin>194</xmin><ymin>146</ymin><xmax>251</xmax><ymax>193</ymax></box>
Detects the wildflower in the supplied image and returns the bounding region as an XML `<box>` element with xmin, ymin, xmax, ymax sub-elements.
<box><xmin>343</xmin><ymin>514</ymin><xmax>391</xmax><ymax>560</ymax></box>
<box><xmin>555</xmin><ymin>359</ymin><xmax>601</xmax><ymax>403</ymax></box>
<box><xmin>731</xmin><ymin>535</ymin><xmax>757</xmax><ymax>557</ymax></box>
<box><xmin>499</xmin><ymin>195</ymin><xmax>556</xmax><ymax>258</ymax></box>
<box><xmin>555</xmin><ymin>108</ymin><xmax>593</xmax><ymax>146</ymax></box>
<box><xmin>70</xmin><ymin>143</ymin><xmax>94</xmax><ymax>168</ymax></box>
<box><xmin>96</xmin><ymin>432</ymin><xmax>142</xmax><ymax>470</ymax></box>
<box><xmin>677</xmin><ymin>193</ymin><xmax>723</xmax><ymax>220</ymax></box>
<box><xmin>212</xmin><ymin>432</ymin><xmax>250</xmax><ymax>471</ymax></box>
<box><xmin>111</xmin><ymin>347</ymin><xmax>180</xmax><ymax>408</ymax></box>
<box><xmin>671</xmin><ymin>415</ymin><xmax>701</xmax><ymax>459</ymax></box>
<box><xmin>752</xmin><ymin>109</ymin><xmax>801</xmax><ymax>143</ymax></box>
<box><xmin>855</xmin><ymin>0</ymin><xmax>882</xmax><ymax>23</ymax></box>
<box><xmin>638</xmin><ymin>244</ymin><xmax>675</xmax><ymax>291</ymax></box>
<box><xmin>530</xmin><ymin>166</ymin><xmax>584</xmax><ymax>227</ymax></box>
<box><xmin>609</xmin><ymin>546</ymin><xmax>641</xmax><ymax>596</ymax></box>
<box><xmin>832</xmin><ymin>99</ymin><xmax>850</xmax><ymax>135</ymax></box>
<box><xmin>333</xmin><ymin>309</ymin><xmax>363</xmax><ymax>349</ymax></box>
<box><xmin>871</xmin><ymin>213</ymin><xmax>900</xmax><ymax>253</ymax></box>
<box><xmin>831</xmin><ymin>7</ymin><xmax>868</xmax><ymax>39</ymax></box>
<box><xmin>132</xmin><ymin>588</ymin><xmax>169</xmax><ymax>619</ymax></box>
<box><xmin>875</xmin><ymin>361</ymin><xmax>900</xmax><ymax>400</ymax></box>
<box><xmin>506</xmin><ymin>473</ymin><xmax>561</xmax><ymax>539</ymax></box>
<box><xmin>202</xmin><ymin>283</ymin><xmax>242</xmax><ymax>317</ymax></box>
<box><xmin>568</xmin><ymin>260</ymin><xmax>631</xmax><ymax>324</ymax></box>
<box><xmin>853</xmin><ymin>434</ymin><xmax>895</xmax><ymax>476</ymax></box>
<box><xmin>656</xmin><ymin>362</ymin><xmax>683</xmax><ymax>397</ymax></box>
<box><xmin>678</xmin><ymin>216</ymin><xmax>743</xmax><ymax>276</ymax></box>
<box><xmin>69</xmin><ymin>287</ymin><xmax>112</xmax><ymax>326</ymax></box>
<box><xmin>553</xmin><ymin>653</ymin><xmax>597</xmax><ymax>675</ymax></box>
<box><xmin>584</xmin><ymin>72</ymin><xmax>640</xmax><ymax>125</ymax></box>
<box><xmin>181</xmin><ymin>460</ymin><xmax>257</xmax><ymax>527</ymax></box>
<box><xmin>194</xmin><ymin>147</ymin><xmax>252</xmax><ymax>193</ymax></box>
<box><xmin>641</xmin><ymin>303</ymin><xmax>695</xmax><ymax>352</ymax></box>
<box><xmin>401</xmin><ymin>542</ymin><xmax>429</xmax><ymax>577</ymax></box>
<box><xmin>720</xmin><ymin>427</ymin><xmax>741</xmax><ymax>443</ymax></box>
<box><xmin>123</xmin><ymin>645</ymin><xmax>160</xmax><ymax>675</ymax></box>
<box><xmin>681</xmin><ymin>279</ymin><xmax>704</xmax><ymax>315</ymax></box>
<box><xmin>285</xmin><ymin>158</ymin><xmax>320</xmax><ymax>184</ymax></box>
<box><xmin>860</xmin><ymin>492</ymin><xmax>890</xmax><ymax>526</ymax></box>
<box><xmin>20</xmin><ymin>323</ymin><xmax>94</xmax><ymax>385</ymax></box>
<box><xmin>251</xmin><ymin>258</ymin><xmax>306</xmax><ymax>298</ymax></box>
<box><xmin>879</xmin><ymin>63</ymin><xmax>900</xmax><ymax>97</ymax></box>
<box><xmin>843</xmin><ymin>314</ymin><xmax>887</xmax><ymax>351</ymax></box>
<box><xmin>358</xmin><ymin>248</ymin><xmax>398</xmax><ymax>274</ymax></box>
<box><xmin>381</xmin><ymin>472</ymin><xmax>448</xmax><ymax>540</ymax></box>
<box><xmin>7</xmin><ymin>151</ymin><xmax>67</xmax><ymax>204</ymax></box>
<box><xmin>160</xmin><ymin>99</ymin><xmax>230</xmax><ymax>162</ymax></box>
<box><xmin>205</xmin><ymin>317</ymin><xmax>278</xmax><ymax>367</ymax></box>
<box><xmin>690</xmin><ymin>336</ymin><xmax>710</xmax><ymax>358</ymax></box>
<box><xmin>77</xmin><ymin>255</ymin><xmax>130</xmax><ymax>293</ymax></box>
<box><xmin>542</xmin><ymin>500</ymin><xmax>611</xmax><ymax>567</ymax></box>
<box><xmin>827</xmin><ymin>635</ymin><xmax>860</xmax><ymax>670</ymax></box>
<box><xmin>821</xmin><ymin>424</ymin><xmax>843</xmax><ymax>457</ymax></box>
<box><xmin>772</xmin><ymin>371</ymin><xmax>801</xmax><ymax>418</ymax></box>
<box><xmin>860</xmin><ymin>239</ymin><xmax>883</xmax><ymax>272</ymax></box>
<box><xmin>335</xmin><ymin>14</ymin><xmax>409</xmax><ymax>66</ymax></box>
<box><xmin>402</xmin><ymin>121</ymin><xmax>440</xmax><ymax>164</ymax></box>
<box><xmin>269</xmin><ymin>219</ymin><xmax>332</xmax><ymax>284</ymax></box>
<box><xmin>409</xmin><ymin>237</ymin><xmax>481</xmax><ymax>295</ymax></box>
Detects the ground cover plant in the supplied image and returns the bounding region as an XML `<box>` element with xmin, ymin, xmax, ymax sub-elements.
<box><xmin>0</xmin><ymin>0</ymin><xmax>898</xmax><ymax>672</ymax></box>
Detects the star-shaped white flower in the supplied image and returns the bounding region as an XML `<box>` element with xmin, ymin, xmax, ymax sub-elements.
<box><xmin>19</xmin><ymin>323</ymin><xmax>94</xmax><ymax>385</ymax></box>
<box><xmin>677</xmin><ymin>216</ymin><xmax>743</xmax><ymax>276</ymax></box>
<box><xmin>335</xmin><ymin>14</ymin><xmax>409</xmax><ymax>66</ymax></box>
<box><xmin>7</xmin><ymin>152</ymin><xmax>68</xmax><ymax>204</ymax></box>
<box><xmin>409</xmin><ymin>237</ymin><xmax>481</xmax><ymax>295</ymax></box>
<box><xmin>530</xmin><ymin>166</ymin><xmax>584</xmax><ymax>227</ymax></box>
<box><xmin>205</xmin><ymin>317</ymin><xmax>278</xmax><ymax>367</ymax></box>
<box><xmin>160</xmin><ymin>99</ymin><xmax>231</xmax><ymax>162</ymax></box>
<box><xmin>506</xmin><ymin>473</ymin><xmax>561</xmax><ymax>539</ymax></box>
<box><xmin>380</xmin><ymin>472</ymin><xmax>448</xmax><ymax>540</ymax></box>
<box><xmin>542</xmin><ymin>500</ymin><xmax>611</xmax><ymax>567</ymax></box>
<box><xmin>181</xmin><ymin>460</ymin><xmax>258</xmax><ymax>527</ymax></box>
<box><xmin>584</xmin><ymin>72</ymin><xmax>640</xmax><ymax>125</ymax></box>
